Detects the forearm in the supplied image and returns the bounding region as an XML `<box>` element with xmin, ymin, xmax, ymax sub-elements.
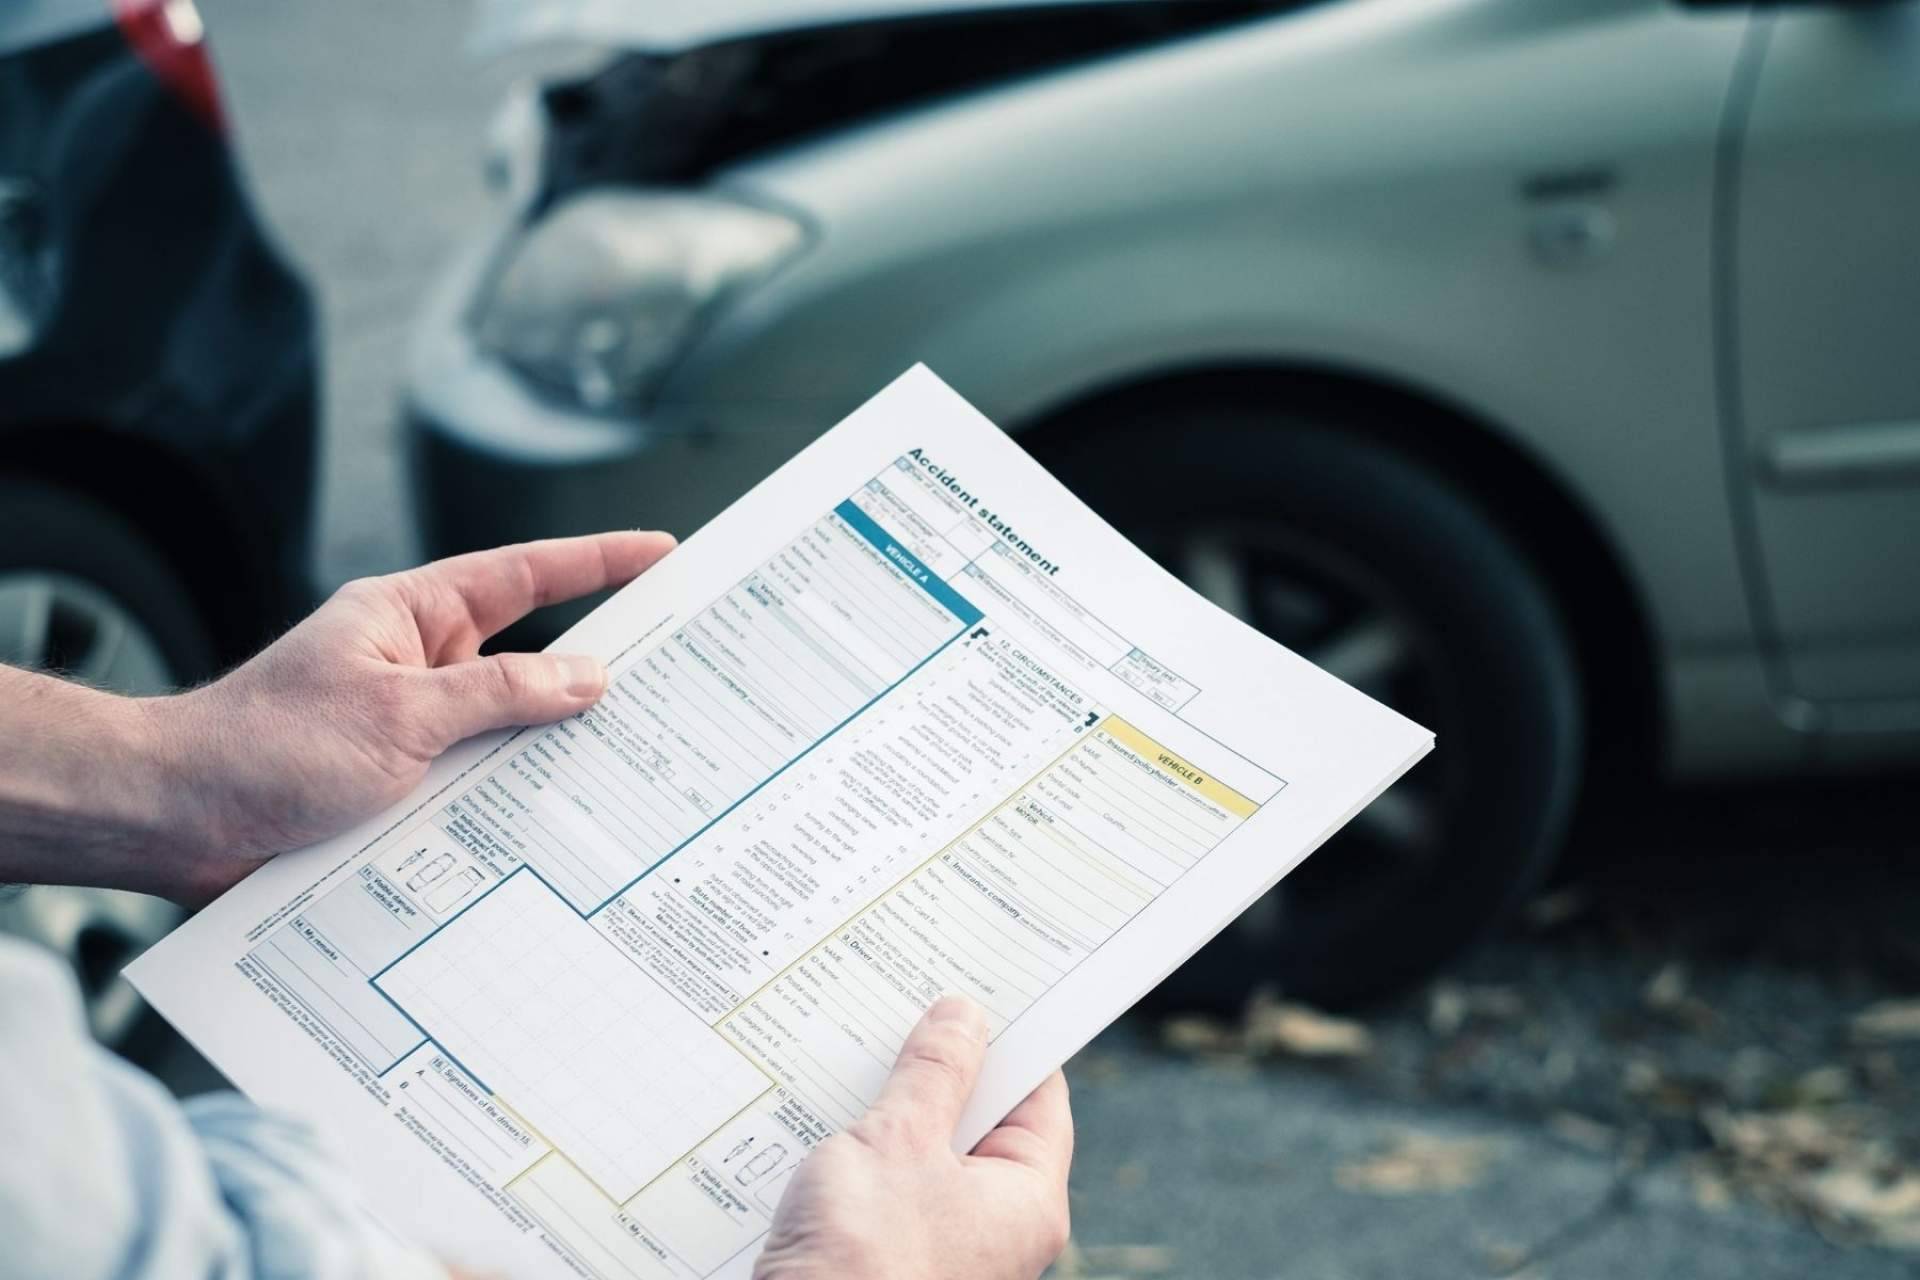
<box><xmin>0</xmin><ymin>666</ymin><xmax>205</xmax><ymax>899</ymax></box>
<box><xmin>0</xmin><ymin>533</ymin><xmax>674</xmax><ymax>905</ymax></box>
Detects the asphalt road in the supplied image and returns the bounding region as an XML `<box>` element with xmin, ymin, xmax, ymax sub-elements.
<box><xmin>194</xmin><ymin>5</ymin><xmax>1920</xmax><ymax>1277</ymax></box>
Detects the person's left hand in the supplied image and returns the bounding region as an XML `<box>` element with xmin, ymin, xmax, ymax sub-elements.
<box><xmin>753</xmin><ymin>997</ymin><xmax>1073</xmax><ymax>1280</ymax></box>
<box><xmin>147</xmin><ymin>531</ymin><xmax>674</xmax><ymax>902</ymax></box>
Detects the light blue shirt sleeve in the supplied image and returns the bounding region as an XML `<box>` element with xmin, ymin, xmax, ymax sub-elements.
<box><xmin>0</xmin><ymin>937</ymin><xmax>449</xmax><ymax>1280</ymax></box>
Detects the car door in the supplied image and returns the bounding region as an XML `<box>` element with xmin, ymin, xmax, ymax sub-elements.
<box><xmin>1727</xmin><ymin>3</ymin><xmax>1920</xmax><ymax>724</ymax></box>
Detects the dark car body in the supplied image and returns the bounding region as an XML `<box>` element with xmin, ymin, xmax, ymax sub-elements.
<box><xmin>0</xmin><ymin>0</ymin><xmax>319</xmax><ymax>1050</ymax></box>
<box><xmin>1</xmin><ymin>0</ymin><xmax>318</xmax><ymax>664</ymax></box>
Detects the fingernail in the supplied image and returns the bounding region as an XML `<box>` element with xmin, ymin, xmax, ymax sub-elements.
<box><xmin>558</xmin><ymin>654</ymin><xmax>606</xmax><ymax>698</ymax></box>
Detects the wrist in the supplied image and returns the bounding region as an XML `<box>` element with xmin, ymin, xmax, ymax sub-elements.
<box><xmin>0</xmin><ymin>666</ymin><xmax>222</xmax><ymax>900</ymax></box>
<box><xmin>129</xmin><ymin>687</ymin><xmax>241</xmax><ymax>901</ymax></box>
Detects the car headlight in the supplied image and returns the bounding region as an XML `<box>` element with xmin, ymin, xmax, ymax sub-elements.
<box><xmin>471</xmin><ymin>192</ymin><xmax>806</xmax><ymax>411</ymax></box>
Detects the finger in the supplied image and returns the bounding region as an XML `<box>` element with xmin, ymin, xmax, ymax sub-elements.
<box><xmin>863</xmin><ymin>995</ymin><xmax>989</xmax><ymax>1149</ymax></box>
<box><xmin>415</xmin><ymin>651</ymin><xmax>608</xmax><ymax>750</ymax></box>
<box><xmin>407</xmin><ymin>532</ymin><xmax>676</xmax><ymax>654</ymax></box>
<box><xmin>969</xmin><ymin>1070</ymin><xmax>1072</xmax><ymax>1179</ymax></box>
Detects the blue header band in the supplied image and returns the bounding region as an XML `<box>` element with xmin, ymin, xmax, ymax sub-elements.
<box><xmin>833</xmin><ymin>499</ymin><xmax>984</xmax><ymax>627</ymax></box>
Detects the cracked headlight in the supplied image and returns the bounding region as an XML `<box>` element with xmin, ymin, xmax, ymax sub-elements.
<box><xmin>471</xmin><ymin>192</ymin><xmax>805</xmax><ymax>411</ymax></box>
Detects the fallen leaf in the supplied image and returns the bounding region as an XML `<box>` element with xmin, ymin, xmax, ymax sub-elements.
<box><xmin>1703</xmin><ymin>1106</ymin><xmax>1854</xmax><ymax>1171</ymax></box>
<box><xmin>1244</xmin><ymin>994</ymin><xmax>1373</xmax><ymax>1059</ymax></box>
<box><xmin>1644</xmin><ymin>963</ymin><xmax>1688</xmax><ymax>1010</ymax></box>
<box><xmin>1336</xmin><ymin>1131</ymin><xmax>1499</xmax><ymax>1195</ymax></box>
<box><xmin>1427</xmin><ymin>981</ymin><xmax>1525</xmax><ymax>1037</ymax></box>
<box><xmin>1643</xmin><ymin>962</ymin><xmax>1718</xmax><ymax>1031</ymax></box>
<box><xmin>1160</xmin><ymin>1015</ymin><xmax>1239</xmax><ymax>1055</ymax></box>
<box><xmin>1079</xmin><ymin>1244</ymin><xmax>1176</xmax><ymax>1274</ymax></box>
<box><xmin>1546</xmin><ymin>1111</ymin><xmax>1615</xmax><ymax>1154</ymax></box>
<box><xmin>1701</xmin><ymin>1101</ymin><xmax>1920</xmax><ymax>1248</ymax></box>
<box><xmin>1852</xmin><ymin>999</ymin><xmax>1920</xmax><ymax>1043</ymax></box>
<box><xmin>1622</xmin><ymin>1057</ymin><xmax>1663</xmax><ymax>1097</ymax></box>
<box><xmin>1428</xmin><ymin>982</ymin><xmax>1468</xmax><ymax>1037</ymax></box>
<box><xmin>1690</xmin><ymin>1164</ymin><xmax>1734</xmax><ymax>1212</ymax></box>
<box><xmin>1795</xmin><ymin>1166</ymin><xmax>1920</xmax><ymax>1251</ymax></box>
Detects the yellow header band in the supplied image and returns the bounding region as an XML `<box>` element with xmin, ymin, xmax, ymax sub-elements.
<box><xmin>1098</xmin><ymin>717</ymin><xmax>1257</xmax><ymax>818</ymax></box>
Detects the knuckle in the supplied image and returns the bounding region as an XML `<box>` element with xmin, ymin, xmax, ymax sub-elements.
<box><xmin>904</xmin><ymin>1035</ymin><xmax>974</xmax><ymax>1093</ymax></box>
<box><xmin>333</xmin><ymin>576</ymin><xmax>381</xmax><ymax>607</ymax></box>
<box><xmin>890</xmin><ymin>1059</ymin><xmax>967</xmax><ymax>1113</ymax></box>
<box><xmin>994</xmin><ymin>1127</ymin><xmax>1044</xmax><ymax>1166</ymax></box>
<box><xmin>489</xmin><ymin>655</ymin><xmax>537</xmax><ymax>704</ymax></box>
<box><xmin>849</xmin><ymin>1106</ymin><xmax>920</xmax><ymax>1156</ymax></box>
<box><xmin>906</xmin><ymin>1023</ymin><xmax>968</xmax><ymax>1069</ymax></box>
<box><xmin>335</xmin><ymin>573</ymin><xmax>413</xmax><ymax>624</ymax></box>
<box><xmin>510</xmin><ymin>549</ymin><xmax>542</xmax><ymax>608</ymax></box>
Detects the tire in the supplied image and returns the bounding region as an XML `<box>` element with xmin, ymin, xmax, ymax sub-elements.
<box><xmin>0</xmin><ymin>478</ymin><xmax>216</xmax><ymax>1046</ymax></box>
<box><xmin>0</xmin><ymin>479</ymin><xmax>218</xmax><ymax>688</ymax></box>
<box><xmin>1028</xmin><ymin>406</ymin><xmax>1583</xmax><ymax>1010</ymax></box>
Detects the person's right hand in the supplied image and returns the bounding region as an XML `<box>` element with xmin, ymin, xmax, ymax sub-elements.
<box><xmin>753</xmin><ymin>996</ymin><xmax>1073</xmax><ymax>1280</ymax></box>
<box><xmin>156</xmin><ymin>532</ymin><xmax>675</xmax><ymax>903</ymax></box>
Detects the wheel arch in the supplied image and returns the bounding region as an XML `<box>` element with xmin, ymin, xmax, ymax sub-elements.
<box><xmin>0</xmin><ymin>424</ymin><xmax>279</xmax><ymax>669</ymax></box>
<box><xmin>1011</xmin><ymin>360</ymin><xmax>1665</xmax><ymax>779</ymax></box>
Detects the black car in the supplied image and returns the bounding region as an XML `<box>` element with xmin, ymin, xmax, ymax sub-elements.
<box><xmin>1</xmin><ymin>0</ymin><xmax>316</xmax><ymax>690</ymax></box>
<box><xmin>0</xmin><ymin>0</ymin><xmax>317</xmax><ymax>1046</ymax></box>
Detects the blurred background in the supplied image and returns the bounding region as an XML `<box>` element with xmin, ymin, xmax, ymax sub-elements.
<box><xmin>4</xmin><ymin>0</ymin><xmax>1919</xmax><ymax>1274</ymax></box>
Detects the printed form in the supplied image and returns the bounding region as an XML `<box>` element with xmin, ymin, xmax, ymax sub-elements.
<box><xmin>130</xmin><ymin>366</ymin><xmax>1432</xmax><ymax>1280</ymax></box>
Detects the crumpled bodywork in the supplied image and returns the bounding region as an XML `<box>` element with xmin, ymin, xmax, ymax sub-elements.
<box><xmin>486</xmin><ymin>0</ymin><xmax>1292</xmax><ymax>193</ymax></box>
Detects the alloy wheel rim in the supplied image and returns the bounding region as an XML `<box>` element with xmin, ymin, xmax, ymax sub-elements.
<box><xmin>0</xmin><ymin>571</ymin><xmax>175</xmax><ymax>694</ymax></box>
<box><xmin>1144</xmin><ymin>523</ymin><xmax>1460</xmax><ymax>947</ymax></box>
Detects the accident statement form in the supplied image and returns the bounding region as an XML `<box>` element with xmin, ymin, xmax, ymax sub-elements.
<box><xmin>130</xmin><ymin>365</ymin><xmax>1432</xmax><ymax>1280</ymax></box>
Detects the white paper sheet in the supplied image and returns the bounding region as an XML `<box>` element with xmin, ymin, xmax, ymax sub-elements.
<box><xmin>129</xmin><ymin>366</ymin><xmax>1431</xmax><ymax>1279</ymax></box>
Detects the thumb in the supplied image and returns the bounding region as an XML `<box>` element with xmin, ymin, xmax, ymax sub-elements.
<box><xmin>860</xmin><ymin>996</ymin><xmax>989</xmax><ymax>1151</ymax></box>
<box><xmin>420</xmin><ymin>651</ymin><xmax>608</xmax><ymax>748</ymax></box>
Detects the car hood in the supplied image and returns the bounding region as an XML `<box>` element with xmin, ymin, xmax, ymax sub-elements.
<box><xmin>497</xmin><ymin>0</ymin><xmax>1292</xmax><ymax>193</ymax></box>
<box><xmin>473</xmin><ymin>0</ymin><xmax>1210</xmax><ymax>55</ymax></box>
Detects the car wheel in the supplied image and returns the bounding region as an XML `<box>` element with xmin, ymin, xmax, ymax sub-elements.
<box><xmin>0</xmin><ymin>479</ymin><xmax>218</xmax><ymax>1045</ymax></box>
<box><xmin>1029</xmin><ymin>406</ymin><xmax>1583</xmax><ymax>1009</ymax></box>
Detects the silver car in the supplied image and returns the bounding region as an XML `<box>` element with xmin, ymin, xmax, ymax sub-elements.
<box><xmin>406</xmin><ymin>0</ymin><xmax>1920</xmax><ymax>1006</ymax></box>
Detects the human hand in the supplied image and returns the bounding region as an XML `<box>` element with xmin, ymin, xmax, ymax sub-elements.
<box><xmin>145</xmin><ymin>531</ymin><xmax>674</xmax><ymax>902</ymax></box>
<box><xmin>754</xmin><ymin>996</ymin><xmax>1073</xmax><ymax>1280</ymax></box>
